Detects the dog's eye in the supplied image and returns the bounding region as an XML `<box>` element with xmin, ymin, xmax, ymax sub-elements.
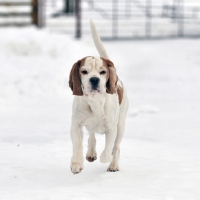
<box><xmin>100</xmin><ymin>71</ymin><xmax>106</xmax><ymax>75</ymax></box>
<box><xmin>81</xmin><ymin>70</ymin><xmax>88</xmax><ymax>75</ymax></box>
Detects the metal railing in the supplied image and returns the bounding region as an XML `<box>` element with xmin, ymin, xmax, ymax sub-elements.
<box><xmin>43</xmin><ymin>0</ymin><xmax>200</xmax><ymax>40</ymax></box>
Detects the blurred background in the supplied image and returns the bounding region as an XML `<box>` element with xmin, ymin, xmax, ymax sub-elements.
<box><xmin>1</xmin><ymin>0</ymin><xmax>200</xmax><ymax>38</ymax></box>
<box><xmin>0</xmin><ymin>1</ymin><xmax>200</xmax><ymax>200</ymax></box>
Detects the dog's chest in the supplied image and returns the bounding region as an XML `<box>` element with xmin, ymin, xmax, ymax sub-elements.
<box><xmin>84</xmin><ymin>114</ymin><xmax>107</xmax><ymax>134</ymax></box>
<box><xmin>81</xmin><ymin>94</ymin><xmax>119</xmax><ymax>134</ymax></box>
<box><xmin>84</xmin><ymin>97</ymin><xmax>107</xmax><ymax>134</ymax></box>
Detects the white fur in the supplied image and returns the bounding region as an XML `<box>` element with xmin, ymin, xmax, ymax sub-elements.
<box><xmin>70</xmin><ymin>20</ymin><xmax>129</xmax><ymax>174</ymax></box>
<box><xmin>90</xmin><ymin>19</ymin><xmax>109</xmax><ymax>59</ymax></box>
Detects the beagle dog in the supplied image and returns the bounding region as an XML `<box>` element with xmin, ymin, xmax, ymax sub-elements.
<box><xmin>69</xmin><ymin>20</ymin><xmax>129</xmax><ymax>174</ymax></box>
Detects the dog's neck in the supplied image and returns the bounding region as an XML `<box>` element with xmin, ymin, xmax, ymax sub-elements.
<box><xmin>84</xmin><ymin>94</ymin><xmax>106</xmax><ymax>117</ymax></box>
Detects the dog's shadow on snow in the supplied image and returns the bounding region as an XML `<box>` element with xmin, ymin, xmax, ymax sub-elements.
<box><xmin>65</xmin><ymin>161</ymin><xmax>120</xmax><ymax>185</ymax></box>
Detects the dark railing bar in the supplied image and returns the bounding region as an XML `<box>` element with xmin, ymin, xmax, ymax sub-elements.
<box><xmin>75</xmin><ymin>0</ymin><xmax>81</xmax><ymax>38</ymax></box>
<box><xmin>0</xmin><ymin>2</ymin><xmax>31</xmax><ymax>6</ymax></box>
<box><xmin>100</xmin><ymin>34</ymin><xmax>200</xmax><ymax>41</ymax></box>
<box><xmin>0</xmin><ymin>12</ymin><xmax>31</xmax><ymax>17</ymax></box>
<box><xmin>145</xmin><ymin>0</ymin><xmax>151</xmax><ymax>38</ymax></box>
<box><xmin>112</xmin><ymin>0</ymin><xmax>118</xmax><ymax>38</ymax></box>
<box><xmin>0</xmin><ymin>22</ymin><xmax>31</xmax><ymax>27</ymax></box>
<box><xmin>177</xmin><ymin>0</ymin><xmax>184</xmax><ymax>37</ymax></box>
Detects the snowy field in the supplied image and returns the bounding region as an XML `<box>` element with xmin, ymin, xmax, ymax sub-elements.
<box><xmin>0</xmin><ymin>27</ymin><xmax>200</xmax><ymax>200</ymax></box>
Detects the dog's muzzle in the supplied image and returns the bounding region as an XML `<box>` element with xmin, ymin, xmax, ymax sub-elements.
<box><xmin>89</xmin><ymin>77</ymin><xmax>100</xmax><ymax>90</ymax></box>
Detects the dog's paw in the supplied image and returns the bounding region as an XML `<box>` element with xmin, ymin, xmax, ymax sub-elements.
<box><xmin>86</xmin><ymin>155</ymin><xmax>97</xmax><ymax>162</ymax></box>
<box><xmin>107</xmin><ymin>161</ymin><xmax>119</xmax><ymax>172</ymax></box>
<box><xmin>86</xmin><ymin>156</ymin><xmax>97</xmax><ymax>162</ymax></box>
<box><xmin>70</xmin><ymin>161</ymin><xmax>84</xmax><ymax>174</ymax></box>
<box><xmin>86</xmin><ymin>151</ymin><xmax>97</xmax><ymax>162</ymax></box>
<box><xmin>100</xmin><ymin>151</ymin><xmax>113</xmax><ymax>163</ymax></box>
<box><xmin>70</xmin><ymin>155</ymin><xmax>84</xmax><ymax>174</ymax></box>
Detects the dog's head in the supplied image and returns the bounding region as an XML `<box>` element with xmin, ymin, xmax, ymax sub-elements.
<box><xmin>69</xmin><ymin>56</ymin><xmax>118</xmax><ymax>96</ymax></box>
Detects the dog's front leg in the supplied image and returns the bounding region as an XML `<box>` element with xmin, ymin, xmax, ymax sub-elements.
<box><xmin>70</xmin><ymin>122</ymin><xmax>84</xmax><ymax>174</ymax></box>
<box><xmin>100</xmin><ymin>127</ymin><xmax>117</xmax><ymax>163</ymax></box>
<box><xmin>86</xmin><ymin>133</ymin><xmax>97</xmax><ymax>162</ymax></box>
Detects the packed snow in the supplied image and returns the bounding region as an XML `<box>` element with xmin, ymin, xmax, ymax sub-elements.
<box><xmin>0</xmin><ymin>27</ymin><xmax>200</xmax><ymax>200</ymax></box>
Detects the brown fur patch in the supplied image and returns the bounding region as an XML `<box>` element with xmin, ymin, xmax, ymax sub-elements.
<box><xmin>101</xmin><ymin>57</ymin><xmax>118</xmax><ymax>94</ymax></box>
<box><xmin>69</xmin><ymin>57</ymin><xmax>87</xmax><ymax>96</ymax></box>
<box><xmin>117</xmin><ymin>85</ymin><xmax>123</xmax><ymax>105</ymax></box>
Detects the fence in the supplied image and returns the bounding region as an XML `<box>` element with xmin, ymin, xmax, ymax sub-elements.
<box><xmin>2</xmin><ymin>0</ymin><xmax>200</xmax><ymax>39</ymax></box>
<box><xmin>77</xmin><ymin>0</ymin><xmax>200</xmax><ymax>40</ymax></box>
<box><xmin>0</xmin><ymin>0</ymin><xmax>44</xmax><ymax>27</ymax></box>
<box><xmin>43</xmin><ymin>0</ymin><xmax>200</xmax><ymax>39</ymax></box>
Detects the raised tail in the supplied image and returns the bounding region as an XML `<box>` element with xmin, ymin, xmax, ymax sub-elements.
<box><xmin>90</xmin><ymin>19</ymin><xmax>109</xmax><ymax>59</ymax></box>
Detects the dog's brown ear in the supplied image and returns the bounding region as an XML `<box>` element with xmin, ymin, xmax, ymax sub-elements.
<box><xmin>69</xmin><ymin>60</ymin><xmax>83</xmax><ymax>96</ymax></box>
<box><xmin>101</xmin><ymin>58</ymin><xmax>118</xmax><ymax>94</ymax></box>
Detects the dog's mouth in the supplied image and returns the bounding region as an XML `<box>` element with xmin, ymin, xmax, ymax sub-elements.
<box><xmin>90</xmin><ymin>88</ymin><xmax>101</xmax><ymax>94</ymax></box>
<box><xmin>82</xmin><ymin>84</ymin><xmax>102</xmax><ymax>96</ymax></box>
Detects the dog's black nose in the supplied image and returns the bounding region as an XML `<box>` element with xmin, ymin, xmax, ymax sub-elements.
<box><xmin>89</xmin><ymin>77</ymin><xmax>100</xmax><ymax>90</ymax></box>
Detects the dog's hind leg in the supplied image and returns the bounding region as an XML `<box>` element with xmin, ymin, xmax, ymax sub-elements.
<box><xmin>107</xmin><ymin>120</ymin><xmax>125</xmax><ymax>172</ymax></box>
<box><xmin>100</xmin><ymin>127</ymin><xmax>117</xmax><ymax>163</ymax></box>
<box><xmin>86</xmin><ymin>133</ymin><xmax>97</xmax><ymax>162</ymax></box>
<box><xmin>107</xmin><ymin>94</ymin><xmax>129</xmax><ymax>172</ymax></box>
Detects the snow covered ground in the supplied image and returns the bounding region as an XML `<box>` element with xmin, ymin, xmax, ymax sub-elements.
<box><xmin>0</xmin><ymin>27</ymin><xmax>200</xmax><ymax>200</ymax></box>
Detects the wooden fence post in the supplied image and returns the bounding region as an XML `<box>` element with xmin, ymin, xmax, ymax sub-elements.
<box><xmin>31</xmin><ymin>0</ymin><xmax>44</xmax><ymax>28</ymax></box>
<box><xmin>32</xmin><ymin>0</ymin><xmax>38</xmax><ymax>26</ymax></box>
